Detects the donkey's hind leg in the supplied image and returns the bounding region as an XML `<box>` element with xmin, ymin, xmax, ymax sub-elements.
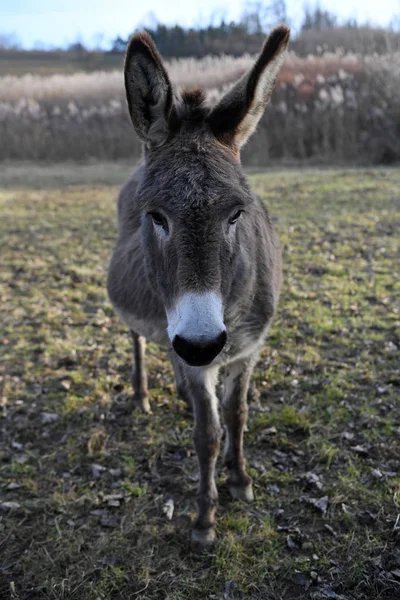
<box><xmin>130</xmin><ymin>330</ymin><xmax>150</xmax><ymax>413</ymax></box>
<box><xmin>222</xmin><ymin>354</ymin><xmax>258</xmax><ymax>502</ymax></box>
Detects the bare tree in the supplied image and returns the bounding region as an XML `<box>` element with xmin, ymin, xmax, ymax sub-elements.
<box><xmin>0</xmin><ymin>33</ymin><xmax>21</xmax><ymax>50</ymax></box>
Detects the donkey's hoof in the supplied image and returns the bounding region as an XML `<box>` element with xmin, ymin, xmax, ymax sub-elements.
<box><xmin>228</xmin><ymin>483</ymin><xmax>254</xmax><ymax>503</ymax></box>
<box><xmin>133</xmin><ymin>394</ymin><xmax>151</xmax><ymax>414</ymax></box>
<box><xmin>191</xmin><ymin>527</ymin><xmax>216</xmax><ymax>554</ymax></box>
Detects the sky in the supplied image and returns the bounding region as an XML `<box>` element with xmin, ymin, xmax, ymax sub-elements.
<box><xmin>0</xmin><ymin>0</ymin><xmax>398</xmax><ymax>49</ymax></box>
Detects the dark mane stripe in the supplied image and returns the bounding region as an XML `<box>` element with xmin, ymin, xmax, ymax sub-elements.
<box><xmin>174</xmin><ymin>88</ymin><xmax>209</xmax><ymax>124</ymax></box>
<box><xmin>181</xmin><ymin>88</ymin><xmax>206</xmax><ymax>107</ymax></box>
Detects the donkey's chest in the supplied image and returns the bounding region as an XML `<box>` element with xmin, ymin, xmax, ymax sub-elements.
<box><xmin>113</xmin><ymin>301</ymin><xmax>272</xmax><ymax>363</ymax></box>
<box><xmin>219</xmin><ymin>322</ymin><xmax>270</xmax><ymax>366</ymax></box>
<box><xmin>114</xmin><ymin>306</ymin><xmax>169</xmax><ymax>345</ymax></box>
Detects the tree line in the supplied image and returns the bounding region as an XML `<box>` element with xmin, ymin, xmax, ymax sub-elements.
<box><xmin>108</xmin><ymin>3</ymin><xmax>400</xmax><ymax>57</ymax></box>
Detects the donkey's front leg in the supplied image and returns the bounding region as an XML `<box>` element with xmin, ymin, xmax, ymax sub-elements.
<box><xmin>170</xmin><ymin>352</ymin><xmax>192</xmax><ymax>408</ymax></box>
<box><xmin>222</xmin><ymin>356</ymin><xmax>257</xmax><ymax>502</ymax></box>
<box><xmin>130</xmin><ymin>331</ymin><xmax>150</xmax><ymax>413</ymax></box>
<box><xmin>186</xmin><ymin>366</ymin><xmax>221</xmax><ymax>552</ymax></box>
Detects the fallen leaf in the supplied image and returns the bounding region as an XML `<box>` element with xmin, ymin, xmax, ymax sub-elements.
<box><xmin>265</xmin><ymin>426</ymin><xmax>278</xmax><ymax>435</ymax></box>
<box><xmin>287</xmin><ymin>535</ymin><xmax>297</xmax><ymax>550</ymax></box>
<box><xmin>103</xmin><ymin>494</ymin><xmax>123</xmax><ymax>502</ymax></box>
<box><xmin>92</xmin><ymin>464</ymin><xmax>106</xmax><ymax>479</ymax></box>
<box><xmin>224</xmin><ymin>579</ymin><xmax>244</xmax><ymax>600</ymax></box>
<box><xmin>304</xmin><ymin>471</ymin><xmax>323</xmax><ymax>490</ymax></box>
<box><xmin>103</xmin><ymin>493</ymin><xmax>123</xmax><ymax>508</ymax></box>
<box><xmin>304</xmin><ymin>496</ymin><xmax>329</xmax><ymax>514</ymax></box>
<box><xmin>351</xmin><ymin>445</ymin><xmax>369</xmax><ymax>456</ymax></box>
<box><xmin>0</xmin><ymin>501</ymin><xmax>21</xmax><ymax>511</ymax></box>
<box><xmin>109</xmin><ymin>468</ymin><xmax>121</xmax><ymax>478</ymax></box>
<box><xmin>107</xmin><ymin>500</ymin><xmax>120</xmax><ymax>507</ymax></box>
<box><xmin>41</xmin><ymin>412</ymin><xmax>59</xmax><ymax>425</ymax></box>
<box><xmin>370</xmin><ymin>468</ymin><xmax>383</xmax><ymax>479</ymax></box>
<box><xmin>163</xmin><ymin>498</ymin><xmax>174</xmax><ymax>520</ymax></box>
<box><xmin>6</xmin><ymin>483</ymin><xmax>21</xmax><ymax>490</ymax></box>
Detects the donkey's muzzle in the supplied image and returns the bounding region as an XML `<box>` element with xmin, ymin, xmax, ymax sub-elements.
<box><xmin>173</xmin><ymin>330</ymin><xmax>227</xmax><ymax>367</ymax></box>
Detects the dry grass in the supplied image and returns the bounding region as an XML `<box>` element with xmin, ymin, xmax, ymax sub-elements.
<box><xmin>0</xmin><ymin>51</ymin><xmax>398</xmax><ymax>164</ymax></box>
<box><xmin>0</xmin><ymin>53</ymin><xmax>362</xmax><ymax>103</ymax></box>
<box><xmin>292</xmin><ymin>26</ymin><xmax>400</xmax><ymax>56</ymax></box>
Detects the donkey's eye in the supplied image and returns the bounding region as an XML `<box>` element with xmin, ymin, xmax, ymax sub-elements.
<box><xmin>149</xmin><ymin>211</ymin><xmax>169</xmax><ymax>232</ymax></box>
<box><xmin>229</xmin><ymin>210</ymin><xmax>243</xmax><ymax>225</ymax></box>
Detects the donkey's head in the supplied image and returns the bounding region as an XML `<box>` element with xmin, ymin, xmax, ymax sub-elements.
<box><xmin>125</xmin><ymin>27</ymin><xmax>289</xmax><ymax>367</ymax></box>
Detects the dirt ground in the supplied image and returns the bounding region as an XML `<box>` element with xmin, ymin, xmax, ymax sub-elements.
<box><xmin>1</xmin><ymin>165</ymin><xmax>399</xmax><ymax>599</ymax></box>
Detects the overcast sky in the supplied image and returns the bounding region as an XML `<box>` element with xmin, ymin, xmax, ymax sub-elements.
<box><xmin>0</xmin><ymin>0</ymin><xmax>399</xmax><ymax>49</ymax></box>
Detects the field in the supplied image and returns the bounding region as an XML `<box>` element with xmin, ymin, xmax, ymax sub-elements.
<box><xmin>0</xmin><ymin>165</ymin><xmax>399</xmax><ymax>600</ymax></box>
<box><xmin>0</xmin><ymin>50</ymin><xmax>124</xmax><ymax>77</ymax></box>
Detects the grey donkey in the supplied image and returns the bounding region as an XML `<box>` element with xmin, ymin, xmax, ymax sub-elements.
<box><xmin>107</xmin><ymin>25</ymin><xmax>290</xmax><ymax>552</ymax></box>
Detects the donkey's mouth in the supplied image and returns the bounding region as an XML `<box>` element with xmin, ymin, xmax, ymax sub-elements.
<box><xmin>167</xmin><ymin>291</ymin><xmax>227</xmax><ymax>366</ymax></box>
<box><xmin>172</xmin><ymin>331</ymin><xmax>227</xmax><ymax>367</ymax></box>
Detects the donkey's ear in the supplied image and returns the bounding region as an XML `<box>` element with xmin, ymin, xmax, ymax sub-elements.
<box><xmin>207</xmin><ymin>25</ymin><xmax>290</xmax><ymax>149</ymax></box>
<box><xmin>124</xmin><ymin>32</ymin><xmax>174</xmax><ymax>147</ymax></box>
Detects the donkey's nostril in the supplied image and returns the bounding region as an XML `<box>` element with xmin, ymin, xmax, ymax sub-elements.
<box><xmin>172</xmin><ymin>330</ymin><xmax>227</xmax><ymax>367</ymax></box>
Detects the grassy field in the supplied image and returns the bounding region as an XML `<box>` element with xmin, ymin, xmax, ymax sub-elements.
<box><xmin>0</xmin><ymin>165</ymin><xmax>399</xmax><ymax>600</ymax></box>
<box><xmin>0</xmin><ymin>50</ymin><xmax>124</xmax><ymax>76</ymax></box>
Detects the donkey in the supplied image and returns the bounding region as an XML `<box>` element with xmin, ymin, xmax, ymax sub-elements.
<box><xmin>107</xmin><ymin>25</ymin><xmax>290</xmax><ymax>552</ymax></box>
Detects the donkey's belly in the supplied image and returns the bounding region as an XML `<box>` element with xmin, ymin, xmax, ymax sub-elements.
<box><xmin>113</xmin><ymin>305</ymin><xmax>169</xmax><ymax>345</ymax></box>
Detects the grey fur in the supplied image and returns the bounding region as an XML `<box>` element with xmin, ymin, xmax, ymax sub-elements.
<box><xmin>107</xmin><ymin>26</ymin><xmax>289</xmax><ymax>552</ymax></box>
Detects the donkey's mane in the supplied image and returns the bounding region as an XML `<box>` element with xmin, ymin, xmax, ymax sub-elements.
<box><xmin>175</xmin><ymin>88</ymin><xmax>209</xmax><ymax>124</ymax></box>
